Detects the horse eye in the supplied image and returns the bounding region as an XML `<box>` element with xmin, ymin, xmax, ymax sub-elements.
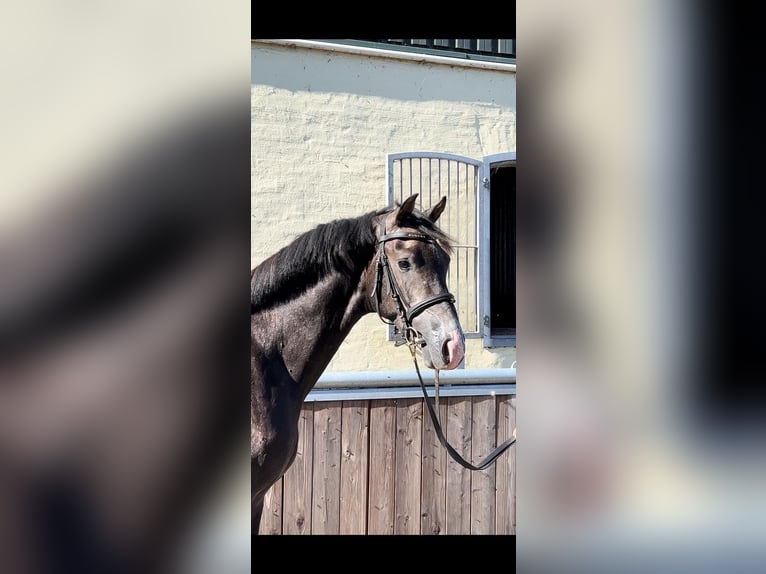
<box><xmin>397</xmin><ymin>260</ymin><xmax>411</xmax><ymax>271</ymax></box>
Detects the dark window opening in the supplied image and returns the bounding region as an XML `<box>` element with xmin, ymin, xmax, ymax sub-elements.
<box><xmin>489</xmin><ymin>164</ymin><xmax>516</xmax><ymax>335</ymax></box>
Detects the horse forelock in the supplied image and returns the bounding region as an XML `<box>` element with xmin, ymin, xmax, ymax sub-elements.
<box><xmin>377</xmin><ymin>205</ymin><xmax>455</xmax><ymax>255</ymax></box>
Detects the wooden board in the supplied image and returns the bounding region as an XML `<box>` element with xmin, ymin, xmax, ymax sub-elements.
<box><xmin>282</xmin><ymin>403</ymin><xmax>314</xmax><ymax>534</ymax></box>
<box><xmin>420</xmin><ymin>396</ymin><xmax>448</xmax><ymax>535</ymax></box>
<box><xmin>258</xmin><ymin>478</ymin><xmax>282</xmax><ymax>535</ymax></box>
<box><xmin>311</xmin><ymin>403</ymin><xmax>342</xmax><ymax>534</ymax></box>
<box><xmin>445</xmin><ymin>397</ymin><xmax>472</xmax><ymax>534</ymax></box>
<box><xmin>367</xmin><ymin>400</ymin><xmax>396</xmax><ymax>534</ymax></box>
<box><xmin>394</xmin><ymin>398</ymin><xmax>422</xmax><ymax>534</ymax></box>
<box><xmin>470</xmin><ymin>396</ymin><xmax>497</xmax><ymax>534</ymax></box>
<box><xmin>495</xmin><ymin>395</ymin><xmax>516</xmax><ymax>534</ymax></box>
<box><xmin>340</xmin><ymin>400</ymin><xmax>369</xmax><ymax>534</ymax></box>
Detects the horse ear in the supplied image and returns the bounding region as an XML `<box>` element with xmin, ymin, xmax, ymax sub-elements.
<box><xmin>394</xmin><ymin>194</ymin><xmax>419</xmax><ymax>224</ymax></box>
<box><xmin>425</xmin><ymin>196</ymin><xmax>447</xmax><ymax>222</ymax></box>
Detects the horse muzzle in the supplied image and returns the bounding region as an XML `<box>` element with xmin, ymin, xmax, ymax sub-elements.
<box><xmin>416</xmin><ymin>325</ymin><xmax>465</xmax><ymax>370</ymax></box>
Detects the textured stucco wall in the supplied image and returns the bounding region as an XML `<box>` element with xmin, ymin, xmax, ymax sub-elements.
<box><xmin>251</xmin><ymin>42</ymin><xmax>516</xmax><ymax>372</ymax></box>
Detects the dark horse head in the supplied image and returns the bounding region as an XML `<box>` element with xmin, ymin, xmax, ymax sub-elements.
<box><xmin>372</xmin><ymin>194</ymin><xmax>465</xmax><ymax>370</ymax></box>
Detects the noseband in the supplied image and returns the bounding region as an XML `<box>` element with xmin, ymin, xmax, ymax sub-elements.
<box><xmin>370</xmin><ymin>218</ymin><xmax>455</xmax><ymax>345</ymax></box>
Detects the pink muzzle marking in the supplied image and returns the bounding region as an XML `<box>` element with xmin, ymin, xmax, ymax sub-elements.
<box><xmin>444</xmin><ymin>329</ymin><xmax>465</xmax><ymax>370</ymax></box>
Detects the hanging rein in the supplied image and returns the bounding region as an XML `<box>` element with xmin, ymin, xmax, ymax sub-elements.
<box><xmin>371</xmin><ymin>218</ymin><xmax>516</xmax><ymax>471</ymax></box>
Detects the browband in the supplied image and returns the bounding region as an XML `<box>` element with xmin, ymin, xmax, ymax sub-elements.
<box><xmin>378</xmin><ymin>232</ymin><xmax>431</xmax><ymax>243</ymax></box>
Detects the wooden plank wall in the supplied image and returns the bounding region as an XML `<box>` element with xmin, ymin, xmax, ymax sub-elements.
<box><xmin>259</xmin><ymin>394</ymin><xmax>516</xmax><ymax>535</ymax></box>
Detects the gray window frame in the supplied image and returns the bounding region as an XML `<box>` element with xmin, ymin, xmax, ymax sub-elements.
<box><xmin>480</xmin><ymin>152</ymin><xmax>516</xmax><ymax>348</ymax></box>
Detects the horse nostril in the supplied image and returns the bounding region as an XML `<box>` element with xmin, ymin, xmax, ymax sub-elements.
<box><xmin>441</xmin><ymin>338</ymin><xmax>451</xmax><ymax>362</ymax></box>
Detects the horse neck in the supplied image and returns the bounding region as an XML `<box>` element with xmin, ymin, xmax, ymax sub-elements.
<box><xmin>280</xmin><ymin>260</ymin><xmax>377</xmax><ymax>401</ymax></box>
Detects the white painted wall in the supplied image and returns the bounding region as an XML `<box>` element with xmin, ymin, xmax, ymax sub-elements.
<box><xmin>251</xmin><ymin>41</ymin><xmax>516</xmax><ymax>371</ymax></box>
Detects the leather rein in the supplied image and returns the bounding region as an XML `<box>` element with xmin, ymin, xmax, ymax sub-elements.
<box><xmin>371</xmin><ymin>218</ymin><xmax>516</xmax><ymax>471</ymax></box>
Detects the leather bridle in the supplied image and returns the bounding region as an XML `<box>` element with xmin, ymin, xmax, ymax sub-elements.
<box><xmin>371</xmin><ymin>216</ymin><xmax>516</xmax><ymax>471</ymax></box>
<box><xmin>371</xmin><ymin>217</ymin><xmax>456</xmax><ymax>347</ymax></box>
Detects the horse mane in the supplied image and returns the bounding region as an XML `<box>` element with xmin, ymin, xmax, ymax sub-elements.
<box><xmin>250</xmin><ymin>204</ymin><xmax>453</xmax><ymax>313</ymax></box>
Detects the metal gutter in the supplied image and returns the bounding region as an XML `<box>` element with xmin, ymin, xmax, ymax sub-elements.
<box><xmin>252</xmin><ymin>39</ymin><xmax>517</xmax><ymax>73</ymax></box>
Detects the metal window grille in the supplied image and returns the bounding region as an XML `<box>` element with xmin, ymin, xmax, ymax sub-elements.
<box><xmin>498</xmin><ymin>39</ymin><xmax>515</xmax><ymax>55</ymax></box>
<box><xmin>369</xmin><ymin>39</ymin><xmax>515</xmax><ymax>59</ymax></box>
<box><xmin>387</xmin><ymin>152</ymin><xmax>482</xmax><ymax>337</ymax></box>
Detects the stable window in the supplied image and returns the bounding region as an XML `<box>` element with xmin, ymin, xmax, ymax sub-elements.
<box><xmin>481</xmin><ymin>153</ymin><xmax>516</xmax><ymax>347</ymax></box>
<box><xmin>386</xmin><ymin>151</ymin><xmax>515</xmax><ymax>348</ymax></box>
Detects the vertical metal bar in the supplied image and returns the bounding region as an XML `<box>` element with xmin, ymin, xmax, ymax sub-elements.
<box><xmin>446</xmin><ymin>160</ymin><xmax>451</xmax><ymax>232</ymax></box>
<box><xmin>474</xmin><ymin>166</ymin><xmax>479</xmax><ymax>330</ymax></box>
<box><xmin>456</xmin><ymin>162</ymin><xmax>460</xmax><ymax>320</ymax></box>
<box><xmin>392</xmin><ymin>159</ymin><xmax>396</xmax><ymax>205</ymax></box>
<box><xmin>446</xmin><ymin>159</ymin><xmax>452</xmax><ymax>302</ymax></box>
<box><xmin>393</xmin><ymin>159</ymin><xmax>397</xmax><ymax>204</ymax></box>
<box><xmin>408</xmin><ymin>158</ymin><xmax>413</xmax><ymax>200</ymax></box>
<box><xmin>466</xmin><ymin>164</ymin><xmax>470</xmax><ymax>329</ymax></box>
<box><xmin>428</xmin><ymin>158</ymin><xmax>432</xmax><ymax>208</ymax></box>
<box><xmin>479</xmin><ymin>160</ymin><xmax>490</xmax><ymax>343</ymax></box>
<box><xmin>402</xmin><ymin>158</ymin><xmax>412</xmax><ymax>201</ymax></box>
<box><xmin>419</xmin><ymin>158</ymin><xmax>423</xmax><ymax>209</ymax></box>
<box><xmin>464</xmin><ymin>163</ymin><xmax>469</xmax><ymax>328</ymax></box>
<box><xmin>402</xmin><ymin>159</ymin><xmax>406</xmax><ymax>202</ymax></box>
<box><xmin>399</xmin><ymin>160</ymin><xmax>404</xmax><ymax>203</ymax></box>
<box><xmin>438</xmin><ymin>159</ymin><xmax>442</xmax><ymax>208</ymax></box>
<box><xmin>457</xmin><ymin>162</ymin><xmax>461</xmax><ymax>241</ymax></box>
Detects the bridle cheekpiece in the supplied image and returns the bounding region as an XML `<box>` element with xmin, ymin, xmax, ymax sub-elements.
<box><xmin>371</xmin><ymin>217</ymin><xmax>455</xmax><ymax>347</ymax></box>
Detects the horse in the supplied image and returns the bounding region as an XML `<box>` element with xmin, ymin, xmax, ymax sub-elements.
<box><xmin>250</xmin><ymin>194</ymin><xmax>466</xmax><ymax>534</ymax></box>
